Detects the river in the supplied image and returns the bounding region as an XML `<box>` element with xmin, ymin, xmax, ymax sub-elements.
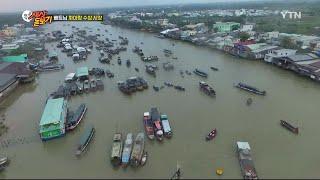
<box><xmin>1</xmin><ymin>21</ymin><xmax>320</xmax><ymax>178</ymax></box>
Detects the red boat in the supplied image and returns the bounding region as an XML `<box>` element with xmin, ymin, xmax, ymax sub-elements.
<box><xmin>151</xmin><ymin>107</ymin><xmax>163</xmax><ymax>141</ymax></box>
<box><xmin>143</xmin><ymin>112</ymin><xmax>155</xmax><ymax>140</ymax></box>
<box><xmin>206</xmin><ymin>128</ymin><xmax>217</xmax><ymax>141</ymax></box>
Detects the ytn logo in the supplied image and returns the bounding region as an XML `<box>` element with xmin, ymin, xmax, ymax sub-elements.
<box><xmin>281</xmin><ymin>11</ymin><xmax>302</xmax><ymax>19</ymax></box>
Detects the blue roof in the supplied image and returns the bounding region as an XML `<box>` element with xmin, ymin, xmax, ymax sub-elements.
<box><xmin>40</xmin><ymin>98</ymin><xmax>65</xmax><ymax>126</ymax></box>
<box><xmin>76</xmin><ymin>67</ymin><xmax>89</xmax><ymax>77</ymax></box>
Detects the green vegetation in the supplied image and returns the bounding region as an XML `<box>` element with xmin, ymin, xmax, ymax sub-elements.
<box><xmin>239</xmin><ymin>32</ymin><xmax>250</xmax><ymax>42</ymax></box>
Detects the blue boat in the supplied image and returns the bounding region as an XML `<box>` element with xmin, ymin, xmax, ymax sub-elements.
<box><xmin>121</xmin><ymin>133</ymin><xmax>133</xmax><ymax>166</ymax></box>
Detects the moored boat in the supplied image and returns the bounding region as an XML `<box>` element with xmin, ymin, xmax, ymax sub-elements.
<box><xmin>121</xmin><ymin>133</ymin><xmax>133</xmax><ymax>166</ymax></box>
<box><xmin>199</xmin><ymin>81</ymin><xmax>216</xmax><ymax>97</ymax></box>
<box><xmin>66</xmin><ymin>104</ymin><xmax>87</xmax><ymax>131</ymax></box>
<box><xmin>280</xmin><ymin>120</ymin><xmax>299</xmax><ymax>134</ymax></box>
<box><xmin>143</xmin><ymin>112</ymin><xmax>155</xmax><ymax>140</ymax></box>
<box><xmin>210</xmin><ymin>66</ymin><xmax>219</xmax><ymax>71</ymax></box>
<box><xmin>140</xmin><ymin>151</ymin><xmax>148</xmax><ymax>166</ymax></box>
<box><xmin>206</xmin><ymin>128</ymin><xmax>217</xmax><ymax>141</ymax></box>
<box><xmin>234</xmin><ymin>82</ymin><xmax>266</xmax><ymax>96</ymax></box>
<box><xmin>151</xmin><ymin>107</ymin><xmax>164</xmax><ymax>141</ymax></box>
<box><xmin>0</xmin><ymin>156</ymin><xmax>9</xmax><ymax>171</ymax></box>
<box><xmin>111</xmin><ymin>133</ymin><xmax>123</xmax><ymax>167</ymax></box>
<box><xmin>126</xmin><ymin>59</ymin><xmax>131</xmax><ymax>67</ymax></box>
<box><xmin>130</xmin><ymin>132</ymin><xmax>145</xmax><ymax>167</ymax></box>
<box><xmin>75</xmin><ymin>124</ymin><xmax>95</xmax><ymax>156</ymax></box>
<box><xmin>160</xmin><ymin>114</ymin><xmax>172</xmax><ymax>138</ymax></box>
<box><xmin>193</xmin><ymin>68</ymin><xmax>208</xmax><ymax>78</ymax></box>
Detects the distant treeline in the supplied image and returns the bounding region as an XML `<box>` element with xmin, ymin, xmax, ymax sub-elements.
<box><xmin>0</xmin><ymin>13</ymin><xmax>31</xmax><ymax>27</ymax></box>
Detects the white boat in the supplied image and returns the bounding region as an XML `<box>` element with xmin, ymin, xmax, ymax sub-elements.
<box><xmin>65</xmin><ymin>73</ymin><xmax>76</xmax><ymax>82</ymax></box>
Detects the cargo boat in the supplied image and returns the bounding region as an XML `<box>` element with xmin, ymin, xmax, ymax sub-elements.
<box><xmin>280</xmin><ymin>120</ymin><xmax>299</xmax><ymax>134</ymax></box>
<box><xmin>150</xmin><ymin>107</ymin><xmax>164</xmax><ymax>141</ymax></box>
<box><xmin>130</xmin><ymin>132</ymin><xmax>145</xmax><ymax>167</ymax></box>
<box><xmin>235</xmin><ymin>82</ymin><xmax>266</xmax><ymax>96</ymax></box>
<box><xmin>75</xmin><ymin>124</ymin><xmax>95</xmax><ymax>156</ymax></box>
<box><xmin>160</xmin><ymin>114</ymin><xmax>172</xmax><ymax>138</ymax></box>
<box><xmin>66</xmin><ymin>104</ymin><xmax>87</xmax><ymax>131</ymax></box>
<box><xmin>236</xmin><ymin>141</ymin><xmax>258</xmax><ymax>180</ymax></box>
<box><xmin>199</xmin><ymin>81</ymin><xmax>216</xmax><ymax>97</ymax></box>
<box><xmin>206</xmin><ymin>129</ymin><xmax>217</xmax><ymax>141</ymax></box>
<box><xmin>111</xmin><ymin>133</ymin><xmax>123</xmax><ymax>167</ymax></box>
<box><xmin>193</xmin><ymin>68</ymin><xmax>208</xmax><ymax>78</ymax></box>
<box><xmin>121</xmin><ymin>133</ymin><xmax>133</xmax><ymax>166</ymax></box>
<box><xmin>143</xmin><ymin>112</ymin><xmax>155</xmax><ymax>140</ymax></box>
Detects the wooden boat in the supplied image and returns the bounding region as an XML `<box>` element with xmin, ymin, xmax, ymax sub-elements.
<box><xmin>130</xmin><ymin>132</ymin><xmax>145</xmax><ymax>167</ymax></box>
<box><xmin>210</xmin><ymin>66</ymin><xmax>219</xmax><ymax>71</ymax></box>
<box><xmin>246</xmin><ymin>98</ymin><xmax>253</xmax><ymax>105</ymax></box>
<box><xmin>0</xmin><ymin>156</ymin><xmax>9</xmax><ymax>171</ymax></box>
<box><xmin>235</xmin><ymin>82</ymin><xmax>266</xmax><ymax>96</ymax></box>
<box><xmin>111</xmin><ymin>133</ymin><xmax>123</xmax><ymax>167</ymax></box>
<box><xmin>66</xmin><ymin>104</ymin><xmax>87</xmax><ymax>131</ymax></box>
<box><xmin>280</xmin><ymin>120</ymin><xmax>299</xmax><ymax>134</ymax></box>
<box><xmin>83</xmin><ymin>80</ymin><xmax>90</xmax><ymax>93</ymax></box>
<box><xmin>135</xmin><ymin>68</ymin><xmax>139</xmax><ymax>72</ymax></box>
<box><xmin>193</xmin><ymin>68</ymin><xmax>208</xmax><ymax>78</ymax></box>
<box><xmin>206</xmin><ymin>128</ymin><xmax>217</xmax><ymax>141</ymax></box>
<box><xmin>126</xmin><ymin>59</ymin><xmax>131</xmax><ymax>67</ymax></box>
<box><xmin>151</xmin><ymin>107</ymin><xmax>163</xmax><ymax>141</ymax></box>
<box><xmin>160</xmin><ymin>114</ymin><xmax>172</xmax><ymax>138</ymax></box>
<box><xmin>96</xmin><ymin>79</ymin><xmax>104</xmax><ymax>90</ymax></box>
<box><xmin>153</xmin><ymin>86</ymin><xmax>160</xmax><ymax>92</ymax></box>
<box><xmin>118</xmin><ymin>59</ymin><xmax>122</xmax><ymax>65</ymax></box>
<box><xmin>174</xmin><ymin>85</ymin><xmax>185</xmax><ymax>91</ymax></box>
<box><xmin>164</xmin><ymin>82</ymin><xmax>174</xmax><ymax>87</ymax></box>
<box><xmin>140</xmin><ymin>151</ymin><xmax>148</xmax><ymax>166</ymax></box>
<box><xmin>75</xmin><ymin>124</ymin><xmax>95</xmax><ymax>156</ymax></box>
<box><xmin>121</xmin><ymin>133</ymin><xmax>133</xmax><ymax>166</ymax></box>
<box><xmin>199</xmin><ymin>81</ymin><xmax>216</xmax><ymax>97</ymax></box>
<box><xmin>90</xmin><ymin>79</ymin><xmax>97</xmax><ymax>91</ymax></box>
<box><xmin>143</xmin><ymin>112</ymin><xmax>154</xmax><ymax>140</ymax></box>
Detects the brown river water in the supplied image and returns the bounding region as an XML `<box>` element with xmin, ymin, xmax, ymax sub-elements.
<box><xmin>1</xmin><ymin>21</ymin><xmax>320</xmax><ymax>178</ymax></box>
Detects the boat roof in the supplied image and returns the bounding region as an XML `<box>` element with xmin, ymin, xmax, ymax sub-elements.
<box><xmin>114</xmin><ymin>133</ymin><xmax>122</xmax><ymax>141</ymax></box>
<box><xmin>144</xmin><ymin>112</ymin><xmax>150</xmax><ymax>116</ymax></box>
<box><xmin>39</xmin><ymin>98</ymin><xmax>65</xmax><ymax>126</ymax></box>
<box><xmin>237</xmin><ymin>141</ymin><xmax>251</xmax><ymax>150</ymax></box>
<box><xmin>162</xmin><ymin>120</ymin><xmax>171</xmax><ymax>132</ymax></box>
<box><xmin>160</xmin><ymin>114</ymin><xmax>167</xmax><ymax>119</ymax></box>
<box><xmin>76</xmin><ymin>67</ymin><xmax>89</xmax><ymax>77</ymax></box>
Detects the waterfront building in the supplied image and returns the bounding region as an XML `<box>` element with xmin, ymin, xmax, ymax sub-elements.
<box><xmin>0</xmin><ymin>54</ymin><xmax>28</xmax><ymax>63</ymax></box>
<box><xmin>39</xmin><ymin>98</ymin><xmax>67</xmax><ymax>141</ymax></box>
<box><xmin>213</xmin><ymin>22</ymin><xmax>240</xmax><ymax>33</ymax></box>
<box><xmin>0</xmin><ymin>73</ymin><xmax>18</xmax><ymax>102</ymax></box>
<box><xmin>0</xmin><ymin>43</ymin><xmax>20</xmax><ymax>53</ymax></box>
<box><xmin>264</xmin><ymin>49</ymin><xmax>297</xmax><ymax>63</ymax></box>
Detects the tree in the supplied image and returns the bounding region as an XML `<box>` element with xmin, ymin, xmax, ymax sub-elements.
<box><xmin>257</xmin><ymin>38</ymin><xmax>266</xmax><ymax>43</ymax></box>
<box><xmin>280</xmin><ymin>37</ymin><xmax>297</xmax><ymax>49</ymax></box>
<box><xmin>239</xmin><ymin>32</ymin><xmax>250</xmax><ymax>42</ymax></box>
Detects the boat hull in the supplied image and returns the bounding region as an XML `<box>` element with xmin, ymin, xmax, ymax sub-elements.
<box><xmin>66</xmin><ymin>106</ymin><xmax>87</xmax><ymax>131</ymax></box>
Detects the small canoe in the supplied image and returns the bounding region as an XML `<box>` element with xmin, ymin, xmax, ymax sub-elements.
<box><xmin>246</xmin><ymin>98</ymin><xmax>253</xmax><ymax>105</ymax></box>
<box><xmin>140</xmin><ymin>151</ymin><xmax>148</xmax><ymax>166</ymax></box>
<box><xmin>206</xmin><ymin>128</ymin><xmax>217</xmax><ymax>141</ymax></box>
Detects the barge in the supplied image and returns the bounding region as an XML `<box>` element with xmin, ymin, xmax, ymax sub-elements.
<box><xmin>143</xmin><ymin>112</ymin><xmax>155</xmax><ymax>140</ymax></box>
<box><xmin>130</xmin><ymin>132</ymin><xmax>145</xmax><ymax>167</ymax></box>
<box><xmin>66</xmin><ymin>103</ymin><xmax>87</xmax><ymax>131</ymax></box>
<box><xmin>236</xmin><ymin>141</ymin><xmax>258</xmax><ymax>180</ymax></box>
<box><xmin>193</xmin><ymin>68</ymin><xmax>208</xmax><ymax>78</ymax></box>
<box><xmin>121</xmin><ymin>133</ymin><xmax>133</xmax><ymax>166</ymax></box>
<box><xmin>235</xmin><ymin>82</ymin><xmax>266</xmax><ymax>96</ymax></box>
<box><xmin>111</xmin><ymin>133</ymin><xmax>123</xmax><ymax>167</ymax></box>
<box><xmin>199</xmin><ymin>81</ymin><xmax>216</xmax><ymax>97</ymax></box>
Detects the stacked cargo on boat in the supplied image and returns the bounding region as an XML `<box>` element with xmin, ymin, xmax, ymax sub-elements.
<box><xmin>236</xmin><ymin>141</ymin><xmax>258</xmax><ymax>180</ymax></box>
<box><xmin>39</xmin><ymin>97</ymin><xmax>67</xmax><ymax>141</ymax></box>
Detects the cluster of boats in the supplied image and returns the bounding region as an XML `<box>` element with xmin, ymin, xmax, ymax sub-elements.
<box><xmin>145</xmin><ymin>64</ymin><xmax>158</xmax><ymax>76</ymax></box>
<box><xmin>111</xmin><ymin>132</ymin><xmax>147</xmax><ymax>167</ymax></box>
<box><xmin>117</xmin><ymin>76</ymin><xmax>148</xmax><ymax>95</ymax></box>
<box><xmin>133</xmin><ymin>46</ymin><xmax>144</xmax><ymax>56</ymax></box>
<box><xmin>143</xmin><ymin>107</ymin><xmax>172</xmax><ymax>141</ymax></box>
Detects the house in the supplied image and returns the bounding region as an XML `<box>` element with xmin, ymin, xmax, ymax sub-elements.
<box><xmin>0</xmin><ymin>43</ymin><xmax>20</xmax><ymax>53</ymax></box>
<box><xmin>240</xmin><ymin>43</ymin><xmax>279</xmax><ymax>59</ymax></box>
<box><xmin>264</xmin><ymin>49</ymin><xmax>297</xmax><ymax>63</ymax></box>
<box><xmin>39</xmin><ymin>97</ymin><xmax>67</xmax><ymax>141</ymax></box>
<box><xmin>0</xmin><ymin>73</ymin><xmax>19</xmax><ymax>102</ymax></box>
<box><xmin>273</xmin><ymin>53</ymin><xmax>319</xmax><ymax>71</ymax></box>
<box><xmin>156</xmin><ymin>19</ymin><xmax>169</xmax><ymax>27</ymax></box>
<box><xmin>76</xmin><ymin>66</ymin><xmax>89</xmax><ymax>81</ymax></box>
<box><xmin>213</xmin><ymin>22</ymin><xmax>240</xmax><ymax>33</ymax></box>
<box><xmin>2</xmin><ymin>27</ymin><xmax>18</xmax><ymax>37</ymax></box>
<box><xmin>1</xmin><ymin>54</ymin><xmax>28</xmax><ymax>63</ymax></box>
<box><xmin>240</xmin><ymin>23</ymin><xmax>255</xmax><ymax>32</ymax></box>
<box><xmin>129</xmin><ymin>16</ymin><xmax>142</xmax><ymax>23</ymax></box>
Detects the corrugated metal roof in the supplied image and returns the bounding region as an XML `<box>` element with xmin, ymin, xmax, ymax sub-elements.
<box><xmin>0</xmin><ymin>73</ymin><xmax>16</xmax><ymax>89</ymax></box>
<box><xmin>39</xmin><ymin>98</ymin><xmax>65</xmax><ymax>126</ymax></box>
<box><xmin>288</xmin><ymin>54</ymin><xmax>314</xmax><ymax>62</ymax></box>
<box><xmin>76</xmin><ymin>67</ymin><xmax>89</xmax><ymax>77</ymax></box>
<box><xmin>1</xmin><ymin>54</ymin><xmax>28</xmax><ymax>63</ymax></box>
